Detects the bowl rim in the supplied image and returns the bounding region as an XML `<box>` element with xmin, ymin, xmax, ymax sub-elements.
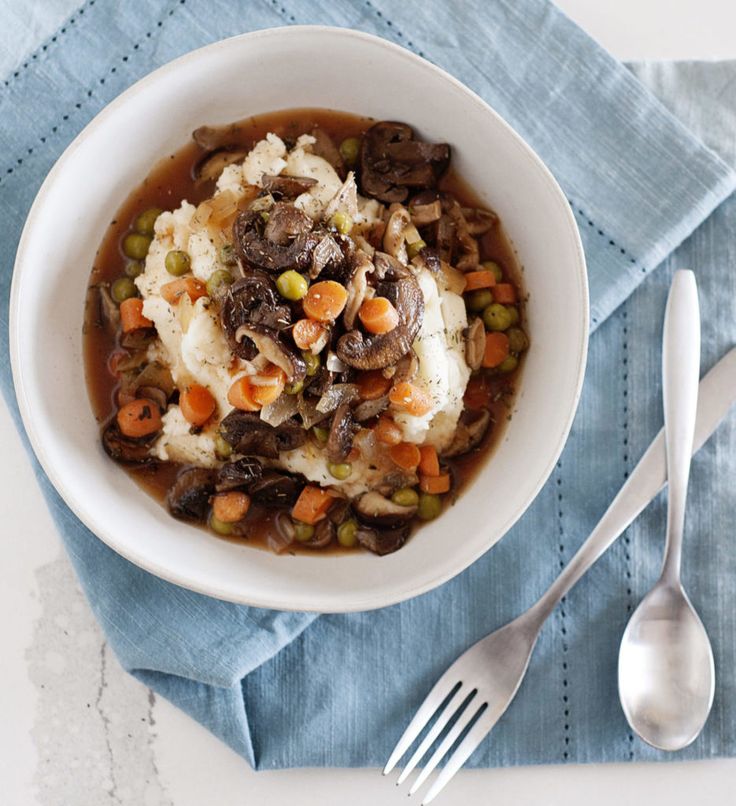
<box><xmin>9</xmin><ymin>25</ymin><xmax>589</xmax><ymax>612</ymax></box>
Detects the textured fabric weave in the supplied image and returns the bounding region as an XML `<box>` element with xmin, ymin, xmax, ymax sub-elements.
<box><xmin>2</xmin><ymin>0</ymin><xmax>736</xmax><ymax>769</ymax></box>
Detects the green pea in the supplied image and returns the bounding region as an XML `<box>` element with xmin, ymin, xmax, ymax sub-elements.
<box><xmin>312</xmin><ymin>426</ymin><xmax>329</xmax><ymax>444</ymax></box>
<box><xmin>302</xmin><ymin>351</ymin><xmax>321</xmax><ymax>377</ymax></box>
<box><xmin>276</xmin><ymin>270</ymin><xmax>309</xmax><ymax>301</ymax></box>
<box><xmin>507</xmin><ymin>327</ymin><xmax>529</xmax><ymax>354</ymax></box>
<box><xmin>330</xmin><ymin>210</ymin><xmax>353</xmax><ymax>235</ymax></box>
<box><xmin>134</xmin><ymin>207</ymin><xmax>163</xmax><ymax>236</ymax></box>
<box><xmin>505</xmin><ymin>306</ymin><xmax>520</xmax><ymax>327</ymax></box>
<box><xmin>165</xmin><ymin>250</ymin><xmax>191</xmax><ymax>277</ymax></box>
<box><xmin>337</xmin><ymin>518</ymin><xmax>359</xmax><ymax>548</ymax></box>
<box><xmin>391</xmin><ymin>487</ymin><xmax>420</xmax><ymax>508</ymax></box>
<box><xmin>498</xmin><ymin>354</ymin><xmax>519</xmax><ymax>373</ymax></box>
<box><xmin>285</xmin><ymin>379</ymin><xmax>304</xmax><ymax>395</ymax></box>
<box><xmin>293</xmin><ymin>521</ymin><xmax>315</xmax><ymax>542</ymax></box>
<box><xmin>417</xmin><ymin>493</ymin><xmax>443</xmax><ymax>521</ymax></box>
<box><xmin>339</xmin><ymin>136</ymin><xmax>361</xmax><ymax>166</ymax></box>
<box><xmin>122</xmin><ymin>233</ymin><xmax>152</xmax><ymax>260</ymax></box>
<box><xmin>124</xmin><ymin>261</ymin><xmax>144</xmax><ymax>279</ymax></box>
<box><xmin>482</xmin><ymin>260</ymin><xmax>504</xmax><ymax>283</ymax></box>
<box><xmin>210</xmin><ymin>515</ymin><xmax>233</xmax><ymax>536</ymax></box>
<box><xmin>111</xmin><ymin>276</ymin><xmax>138</xmax><ymax>304</ymax></box>
<box><xmin>483</xmin><ymin>303</ymin><xmax>514</xmax><ymax>332</ymax></box>
<box><xmin>219</xmin><ymin>243</ymin><xmax>237</xmax><ymax>266</ymax></box>
<box><xmin>214</xmin><ymin>434</ymin><xmax>233</xmax><ymax>460</ymax></box>
<box><xmin>407</xmin><ymin>240</ymin><xmax>427</xmax><ymax>260</ymax></box>
<box><xmin>207</xmin><ymin>269</ymin><xmax>233</xmax><ymax>298</ymax></box>
<box><xmin>465</xmin><ymin>289</ymin><xmax>493</xmax><ymax>313</ymax></box>
<box><xmin>328</xmin><ymin>462</ymin><xmax>352</xmax><ymax>480</ymax></box>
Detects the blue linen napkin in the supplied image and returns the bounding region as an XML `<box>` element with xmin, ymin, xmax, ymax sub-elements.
<box><xmin>2</xmin><ymin>0</ymin><xmax>736</xmax><ymax>769</ymax></box>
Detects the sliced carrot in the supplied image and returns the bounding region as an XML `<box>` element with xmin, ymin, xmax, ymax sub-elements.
<box><xmin>358</xmin><ymin>296</ymin><xmax>400</xmax><ymax>334</ymax></box>
<box><xmin>483</xmin><ymin>332</ymin><xmax>510</xmax><ymax>368</ymax></box>
<box><xmin>116</xmin><ymin>398</ymin><xmax>162</xmax><ymax>438</ymax></box>
<box><xmin>464</xmin><ymin>376</ymin><xmax>491</xmax><ymax>410</ymax></box>
<box><xmin>292</xmin><ymin>485</ymin><xmax>334</xmax><ymax>525</ymax></box>
<box><xmin>493</xmin><ymin>283</ymin><xmax>517</xmax><ymax>304</ymax></box>
<box><xmin>463</xmin><ymin>270</ymin><xmax>496</xmax><ymax>292</ymax></box>
<box><xmin>356</xmin><ymin>369</ymin><xmax>392</xmax><ymax>401</ymax></box>
<box><xmin>250</xmin><ymin>364</ymin><xmax>286</xmax><ymax>406</ymax></box>
<box><xmin>292</xmin><ymin>318</ymin><xmax>327</xmax><ymax>351</ymax></box>
<box><xmin>227</xmin><ymin>376</ymin><xmax>261</xmax><ymax>412</ymax></box>
<box><xmin>212</xmin><ymin>491</ymin><xmax>251</xmax><ymax>523</ymax></box>
<box><xmin>373</xmin><ymin>416</ymin><xmax>403</xmax><ymax>446</ymax></box>
<box><xmin>302</xmin><ymin>280</ymin><xmax>348</xmax><ymax>322</ymax></box>
<box><xmin>419</xmin><ymin>473</ymin><xmax>451</xmax><ymax>494</ymax></box>
<box><xmin>119</xmin><ymin>298</ymin><xmax>153</xmax><ymax>333</ymax></box>
<box><xmin>160</xmin><ymin>277</ymin><xmax>207</xmax><ymax>305</ymax></box>
<box><xmin>180</xmin><ymin>384</ymin><xmax>216</xmax><ymax>427</ymax></box>
<box><xmin>389</xmin><ymin>442</ymin><xmax>422</xmax><ymax>471</ymax></box>
<box><xmin>389</xmin><ymin>381</ymin><xmax>433</xmax><ymax>417</ymax></box>
<box><xmin>418</xmin><ymin>445</ymin><xmax>440</xmax><ymax>477</ymax></box>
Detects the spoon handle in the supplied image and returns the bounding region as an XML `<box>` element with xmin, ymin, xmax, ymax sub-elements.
<box><xmin>661</xmin><ymin>270</ymin><xmax>700</xmax><ymax>583</ymax></box>
<box><xmin>527</xmin><ymin>283</ymin><xmax>729</xmax><ymax>628</ymax></box>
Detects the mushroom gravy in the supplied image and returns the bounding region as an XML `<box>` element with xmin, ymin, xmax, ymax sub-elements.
<box><xmin>84</xmin><ymin>108</ymin><xmax>526</xmax><ymax>555</ymax></box>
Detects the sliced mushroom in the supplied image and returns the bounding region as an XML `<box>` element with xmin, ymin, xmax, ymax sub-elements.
<box><xmin>261</xmin><ymin>174</ymin><xmax>317</xmax><ymax>198</ymax></box>
<box><xmin>356</xmin><ymin>524</ymin><xmax>411</xmax><ymax>556</ymax></box>
<box><xmin>233</xmin><ymin>209</ymin><xmax>321</xmax><ymax>273</ymax></box>
<box><xmin>263</xmin><ymin>201</ymin><xmax>314</xmax><ymax>246</ymax></box>
<box><xmin>383</xmin><ymin>205</ymin><xmax>412</xmax><ymax>261</ymax></box>
<box><xmin>167</xmin><ymin>466</ymin><xmax>215</xmax><ymax>522</ymax></box>
<box><xmin>323</xmin><ymin>172</ymin><xmax>359</xmax><ymax>222</ymax></box>
<box><xmin>462</xmin><ymin>207</ymin><xmax>497</xmax><ymax>236</ymax></box>
<box><xmin>310</xmin><ymin>234</ymin><xmax>344</xmax><ymax>279</ymax></box>
<box><xmin>410</xmin><ymin>199</ymin><xmax>442</xmax><ymax>226</ymax></box>
<box><xmin>443</xmin><ymin>195</ymin><xmax>479</xmax><ymax>271</ymax></box>
<box><xmin>433</xmin><ymin>213</ymin><xmax>455</xmax><ymax>263</ymax></box>
<box><xmin>219</xmin><ymin>410</ymin><xmax>306</xmax><ymax>459</ymax></box>
<box><xmin>192</xmin><ymin>124</ymin><xmax>245</xmax><ymax>151</ymax></box>
<box><xmin>337</xmin><ymin>269</ymin><xmax>424</xmax><ymax>370</ymax></box>
<box><xmin>194</xmin><ymin>148</ymin><xmax>248</xmax><ymax>186</ymax></box>
<box><xmin>343</xmin><ymin>249</ymin><xmax>374</xmax><ymax>329</ymax></box>
<box><xmin>326</xmin><ymin>400</ymin><xmax>356</xmax><ymax>463</ymax></box>
<box><xmin>301</xmin><ymin>518</ymin><xmax>336</xmax><ymax>549</ymax></box>
<box><xmin>220</xmin><ymin>271</ymin><xmax>292</xmax><ymax>359</ymax></box>
<box><xmin>353</xmin><ymin>395</ymin><xmax>389</xmax><ymax>422</ymax></box>
<box><xmin>101</xmin><ymin>422</ymin><xmax>156</xmax><ymax>464</ymax></box>
<box><xmin>248</xmin><ymin>471</ymin><xmax>305</xmax><ymax>507</ymax></box>
<box><xmin>360</xmin><ymin>122</ymin><xmax>450</xmax><ymax>203</ymax></box>
<box><xmin>316</xmin><ymin>383</ymin><xmax>359</xmax><ymax>415</ymax></box>
<box><xmin>375</xmin><ymin>470</ymin><xmax>419</xmax><ymax>497</ymax></box>
<box><xmin>442</xmin><ymin>409</ymin><xmax>491</xmax><ymax>458</ymax></box>
<box><xmin>392</xmin><ymin>353</ymin><xmax>419</xmax><ymax>384</ymax></box>
<box><xmin>215</xmin><ymin>457</ymin><xmax>264</xmax><ymax>492</ymax></box>
<box><xmin>233</xmin><ymin>325</ymin><xmax>307</xmax><ymax>384</ymax></box>
<box><xmin>310</xmin><ymin>127</ymin><xmax>345</xmax><ymax>176</ymax></box>
<box><xmin>353</xmin><ymin>490</ymin><xmax>417</xmax><ymax>528</ymax></box>
<box><xmin>98</xmin><ymin>285</ymin><xmax>120</xmax><ymax>335</ymax></box>
<box><xmin>465</xmin><ymin>317</ymin><xmax>486</xmax><ymax>371</ymax></box>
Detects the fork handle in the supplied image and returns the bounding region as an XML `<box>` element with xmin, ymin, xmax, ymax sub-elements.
<box><xmin>527</xmin><ymin>339</ymin><xmax>734</xmax><ymax>628</ymax></box>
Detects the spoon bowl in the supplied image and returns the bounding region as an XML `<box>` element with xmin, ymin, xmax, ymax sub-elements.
<box><xmin>618</xmin><ymin>581</ymin><xmax>715</xmax><ymax>750</ymax></box>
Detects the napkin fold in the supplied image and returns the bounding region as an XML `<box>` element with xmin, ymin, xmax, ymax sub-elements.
<box><xmin>3</xmin><ymin>0</ymin><xmax>736</xmax><ymax>769</ymax></box>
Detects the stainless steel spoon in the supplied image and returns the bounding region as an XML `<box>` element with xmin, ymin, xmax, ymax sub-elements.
<box><xmin>618</xmin><ymin>269</ymin><xmax>715</xmax><ymax>751</ymax></box>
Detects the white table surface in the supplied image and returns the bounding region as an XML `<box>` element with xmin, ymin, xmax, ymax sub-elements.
<box><xmin>3</xmin><ymin>1</ymin><xmax>736</xmax><ymax>804</ymax></box>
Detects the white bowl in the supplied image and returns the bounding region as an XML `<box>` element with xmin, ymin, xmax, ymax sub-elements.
<box><xmin>10</xmin><ymin>26</ymin><xmax>588</xmax><ymax>613</ymax></box>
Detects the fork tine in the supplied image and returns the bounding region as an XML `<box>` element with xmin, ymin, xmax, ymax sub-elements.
<box><xmin>396</xmin><ymin>687</ymin><xmax>474</xmax><ymax>784</ymax></box>
<box><xmin>383</xmin><ymin>674</ymin><xmax>464</xmax><ymax>775</ymax></box>
<box><xmin>408</xmin><ymin>700</ymin><xmax>486</xmax><ymax>795</ymax></box>
<box><xmin>421</xmin><ymin>709</ymin><xmax>497</xmax><ymax>804</ymax></box>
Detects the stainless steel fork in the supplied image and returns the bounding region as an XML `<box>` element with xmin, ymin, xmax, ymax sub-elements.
<box><xmin>383</xmin><ymin>347</ymin><xmax>736</xmax><ymax>804</ymax></box>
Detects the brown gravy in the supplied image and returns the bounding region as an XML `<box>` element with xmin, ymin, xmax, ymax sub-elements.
<box><xmin>83</xmin><ymin>108</ymin><xmax>524</xmax><ymax>553</ymax></box>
